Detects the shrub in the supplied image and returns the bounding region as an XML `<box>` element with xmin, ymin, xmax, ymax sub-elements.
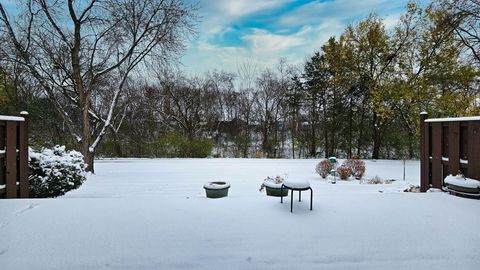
<box><xmin>345</xmin><ymin>156</ymin><xmax>366</xmax><ymax>180</ymax></box>
<box><xmin>29</xmin><ymin>146</ymin><xmax>87</xmax><ymax>198</ymax></box>
<box><xmin>367</xmin><ymin>176</ymin><xmax>383</xmax><ymax>184</ymax></box>
<box><xmin>336</xmin><ymin>165</ymin><xmax>352</xmax><ymax>180</ymax></box>
<box><xmin>156</xmin><ymin>135</ymin><xmax>213</xmax><ymax>158</ymax></box>
<box><xmin>315</xmin><ymin>160</ymin><xmax>332</xmax><ymax>178</ymax></box>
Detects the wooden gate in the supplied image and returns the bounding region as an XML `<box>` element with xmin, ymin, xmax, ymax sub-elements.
<box><xmin>0</xmin><ymin>112</ymin><xmax>29</xmax><ymax>198</ymax></box>
<box><xmin>420</xmin><ymin>113</ymin><xmax>480</xmax><ymax>192</ymax></box>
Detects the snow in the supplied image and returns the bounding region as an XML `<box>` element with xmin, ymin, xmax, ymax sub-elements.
<box><xmin>263</xmin><ymin>181</ymin><xmax>283</xmax><ymax>188</ymax></box>
<box><xmin>203</xmin><ymin>181</ymin><xmax>230</xmax><ymax>190</ymax></box>
<box><xmin>283</xmin><ymin>180</ymin><xmax>310</xmax><ymax>189</ymax></box>
<box><xmin>425</xmin><ymin>116</ymin><xmax>480</xmax><ymax>122</ymax></box>
<box><xmin>263</xmin><ymin>176</ymin><xmax>285</xmax><ymax>188</ymax></box>
<box><xmin>1</xmin><ymin>158</ymin><xmax>480</xmax><ymax>270</ymax></box>
<box><xmin>444</xmin><ymin>174</ymin><xmax>480</xmax><ymax>189</ymax></box>
<box><xmin>0</xmin><ymin>115</ymin><xmax>25</xmax><ymax>121</ymax></box>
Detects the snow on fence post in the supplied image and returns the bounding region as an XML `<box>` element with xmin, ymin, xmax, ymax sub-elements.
<box><xmin>19</xmin><ymin>111</ymin><xmax>29</xmax><ymax>198</ymax></box>
<box><xmin>420</xmin><ymin>114</ymin><xmax>480</xmax><ymax>192</ymax></box>
<box><xmin>0</xmin><ymin>112</ymin><xmax>29</xmax><ymax>198</ymax></box>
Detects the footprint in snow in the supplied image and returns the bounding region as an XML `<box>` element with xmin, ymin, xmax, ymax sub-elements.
<box><xmin>14</xmin><ymin>203</ymin><xmax>39</xmax><ymax>215</ymax></box>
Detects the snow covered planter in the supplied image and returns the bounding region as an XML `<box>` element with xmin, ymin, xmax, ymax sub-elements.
<box><xmin>29</xmin><ymin>146</ymin><xmax>87</xmax><ymax>198</ymax></box>
<box><xmin>444</xmin><ymin>174</ymin><xmax>480</xmax><ymax>198</ymax></box>
<box><xmin>204</xmin><ymin>181</ymin><xmax>230</xmax><ymax>198</ymax></box>
<box><xmin>259</xmin><ymin>176</ymin><xmax>288</xmax><ymax>197</ymax></box>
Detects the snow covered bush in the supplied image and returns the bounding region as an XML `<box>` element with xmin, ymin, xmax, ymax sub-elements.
<box><xmin>29</xmin><ymin>146</ymin><xmax>87</xmax><ymax>198</ymax></box>
<box><xmin>336</xmin><ymin>165</ymin><xmax>352</xmax><ymax>180</ymax></box>
<box><xmin>315</xmin><ymin>159</ymin><xmax>332</xmax><ymax>178</ymax></box>
<box><xmin>345</xmin><ymin>156</ymin><xmax>366</xmax><ymax>180</ymax></box>
<box><xmin>367</xmin><ymin>176</ymin><xmax>383</xmax><ymax>184</ymax></box>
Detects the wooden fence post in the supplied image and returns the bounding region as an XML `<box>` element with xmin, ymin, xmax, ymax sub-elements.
<box><xmin>5</xmin><ymin>121</ymin><xmax>17</xmax><ymax>198</ymax></box>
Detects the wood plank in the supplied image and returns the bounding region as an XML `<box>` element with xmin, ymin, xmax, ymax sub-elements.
<box><xmin>448</xmin><ymin>122</ymin><xmax>460</xmax><ymax>175</ymax></box>
<box><xmin>420</xmin><ymin>114</ymin><xmax>429</xmax><ymax>192</ymax></box>
<box><xmin>442</xmin><ymin>125</ymin><xmax>449</xmax><ymax>157</ymax></box>
<box><xmin>467</xmin><ymin>121</ymin><xmax>480</xmax><ymax>180</ymax></box>
<box><xmin>431</xmin><ymin>123</ymin><xmax>442</xmax><ymax>188</ymax></box>
<box><xmin>5</xmin><ymin>122</ymin><xmax>17</xmax><ymax>198</ymax></box>
<box><xmin>424</xmin><ymin>122</ymin><xmax>431</xmax><ymax>191</ymax></box>
<box><xmin>460</xmin><ymin>126</ymin><xmax>468</xmax><ymax>160</ymax></box>
<box><xmin>0</xmin><ymin>124</ymin><xmax>5</xmax><ymax>187</ymax></box>
<box><xmin>18</xmin><ymin>121</ymin><xmax>29</xmax><ymax>198</ymax></box>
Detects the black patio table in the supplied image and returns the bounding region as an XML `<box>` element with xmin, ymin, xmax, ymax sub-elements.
<box><xmin>280</xmin><ymin>181</ymin><xmax>313</xmax><ymax>212</ymax></box>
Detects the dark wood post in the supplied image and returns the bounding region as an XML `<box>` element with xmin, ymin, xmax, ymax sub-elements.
<box><xmin>420</xmin><ymin>112</ymin><xmax>428</xmax><ymax>192</ymax></box>
<box><xmin>5</xmin><ymin>121</ymin><xmax>17</xmax><ymax>198</ymax></box>
<box><xmin>19</xmin><ymin>111</ymin><xmax>29</xmax><ymax>198</ymax></box>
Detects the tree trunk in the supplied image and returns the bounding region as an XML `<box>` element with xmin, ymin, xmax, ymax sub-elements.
<box><xmin>356</xmin><ymin>108</ymin><xmax>365</xmax><ymax>157</ymax></box>
<box><xmin>81</xmin><ymin>100</ymin><xmax>94</xmax><ymax>172</ymax></box>
<box><xmin>348</xmin><ymin>103</ymin><xmax>353</xmax><ymax>158</ymax></box>
<box><xmin>112</xmin><ymin>132</ymin><xmax>123</xmax><ymax>157</ymax></box>
<box><xmin>371</xmin><ymin>112</ymin><xmax>381</xmax><ymax>159</ymax></box>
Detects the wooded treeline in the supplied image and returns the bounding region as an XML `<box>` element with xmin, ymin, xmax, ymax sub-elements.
<box><xmin>1</xmin><ymin>0</ymin><xmax>479</xmax><ymax>168</ymax></box>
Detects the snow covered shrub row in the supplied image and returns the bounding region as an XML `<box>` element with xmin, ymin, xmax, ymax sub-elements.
<box><xmin>315</xmin><ymin>156</ymin><xmax>366</xmax><ymax>180</ymax></box>
<box><xmin>29</xmin><ymin>146</ymin><xmax>87</xmax><ymax>198</ymax></box>
<box><xmin>315</xmin><ymin>160</ymin><xmax>332</xmax><ymax>178</ymax></box>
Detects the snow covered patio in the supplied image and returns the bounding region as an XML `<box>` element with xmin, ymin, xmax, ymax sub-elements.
<box><xmin>1</xmin><ymin>159</ymin><xmax>480</xmax><ymax>269</ymax></box>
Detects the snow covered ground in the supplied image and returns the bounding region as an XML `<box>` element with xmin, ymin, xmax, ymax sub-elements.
<box><xmin>1</xmin><ymin>159</ymin><xmax>480</xmax><ymax>270</ymax></box>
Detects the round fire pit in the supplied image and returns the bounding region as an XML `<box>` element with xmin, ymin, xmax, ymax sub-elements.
<box><xmin>203</xmin><ymin>181</ymin><xmax>230</xmax><ymax>198</ymax></box>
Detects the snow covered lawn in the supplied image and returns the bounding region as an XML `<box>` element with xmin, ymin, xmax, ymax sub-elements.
<box><xmin>1</xmin><ymin>159</ymin><xmax>480</xmax><ymax>269</ymax></box>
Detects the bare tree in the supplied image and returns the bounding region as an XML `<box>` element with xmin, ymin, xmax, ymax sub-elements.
<box><xmin>0</xmin><ymin>0</ymin><xmax>196</xmax><ymax>171</ymax></box>
<box><xmin>436</xmin><ymin>0</ymin><xmax>480</xmax><ymax>64</ymax></box>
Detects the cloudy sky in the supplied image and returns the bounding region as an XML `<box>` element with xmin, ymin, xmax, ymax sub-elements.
<box><xmin>2</xmin><ymin>0</ymin><xmax>430</xmax><ymax>75</ymax></box>
<box><xmin>182</xmin><ymin>0</ymin><xmax>430</xmax><ymax>75</ymax></box>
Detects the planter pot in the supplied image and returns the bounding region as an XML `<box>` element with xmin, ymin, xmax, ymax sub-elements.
<box><xmin>446</xmin><ymin>183</ymin><xmax>480</xmax><ymax>194</ymax></box>
<box><xmin>204</xmin><ymin>181</ymin><xmax>230</xmax><ymax>199</ymax></box>
<box><xmin>265</xmin><ymin>186</ymin><xmax>289</xmax><ymax>197</ymax></box>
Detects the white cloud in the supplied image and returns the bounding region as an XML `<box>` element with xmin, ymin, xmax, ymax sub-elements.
<box><xmin>197</xmin><ymin>0</ymin><xmax>292</xmax><ymax>35</ymax></box>
<box><xmin>221</xmin><ymin>0</ymin><xmax>292</xmax><ymax>18</ymax></box>
<box><xmin>277</xmin><ymin>0</ymin><xmax>403</xmax><ymax>27</ymax></box>
<box><xmin>181</xmin><ymin>0</ymin><xmax>428</xmax><ymax>75</ymax></box>
<box><xmin>182</xmin><ymin>23</ymin><xmax>337</xmax><ymax>76</ymax></box>
<box><xmin>242</xmin><ymin>28</ymin><xmax>306</xmax><ymax>52</ymax></box>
